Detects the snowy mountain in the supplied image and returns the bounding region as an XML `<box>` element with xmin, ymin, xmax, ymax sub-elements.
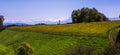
<box><xmin>3</xmin><ymin>17</ymin><xmax>72</xmax><ymax>26</ymax></box>
<box><xmin>109</xmin><ymin>17</ymin><xmax>120</xmax><ymax>21</ymax></box>
<box><xmin>4</xmin><ymin>23</ymin><xmax>29</xmax><ymax>26</ymax></box>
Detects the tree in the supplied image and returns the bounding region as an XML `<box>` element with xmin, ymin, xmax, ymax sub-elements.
<box><xmin>71</xmin><ymin>8</ymin><xmax>109</xmax><ymax>23</ymax></box>
<box><xmin>17</xmin><ymin>42</ymin><xmax>33</xmax><ymax>55</ymax></box>
<box><xmin>0</xmin><ymin>15</ymin><xmax>4</xmax><ymax>30</ymax></box>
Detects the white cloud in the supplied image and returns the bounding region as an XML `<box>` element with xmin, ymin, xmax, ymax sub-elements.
<box><xmin>43</xmin><ymin>17</ymin><xmax>68</xmax><ymax>22</ymax></box>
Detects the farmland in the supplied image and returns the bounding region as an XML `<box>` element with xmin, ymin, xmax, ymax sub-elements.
<box><xmin>0</xmin><ymin>21</ymin><xmax>120</xmax><ymax>55</ymax></box>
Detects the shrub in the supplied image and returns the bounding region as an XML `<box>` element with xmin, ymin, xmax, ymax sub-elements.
<box><xmin>116</xmin><ymin>30</ymin><xmax>120</xmax><ymax>43</ymax></box>
<box><xmin>17</xmin><ymin>42</ymin><xmax>33</xmax><ymax>55</ymax></box>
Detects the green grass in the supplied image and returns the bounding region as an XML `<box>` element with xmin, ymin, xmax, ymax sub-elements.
<box><xmin>8</xmin><ymin>21</ymin><xmax>120</xmax><ymax>35</ymax></box>
<box><xmin>0</xmin><ymin>44</ymin><xmax>14</xmax><ymax>55</ymax></box>
<box><xmin>0</xmin><ymin>30</ymin><xmax>108</xmax><ymax>55</ymax></box>
<box><xmin>0</xmin><ymin>21</ymin><xmax>120</xmax><ymax>55</ymax></box>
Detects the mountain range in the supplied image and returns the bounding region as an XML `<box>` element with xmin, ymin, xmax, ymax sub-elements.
<box><xmin>3</xmin><ymin>17</ymin><xmax>119</xmax><ymax>26</ymax></box>
<box><xmin>3</xmin><ymin>17</ymin><xmax>72</xmax><ymax>26</ymax></box>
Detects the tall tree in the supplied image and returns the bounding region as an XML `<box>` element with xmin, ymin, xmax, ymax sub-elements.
<box><xmin>71</xmin><ymin>8</ymin><xmax>109</xmax><ymax>23</ymax></box>
<box><xmin>0</xmin><ymin>15</ymin><xmax>4</xmax><ymax>30</ymax></box>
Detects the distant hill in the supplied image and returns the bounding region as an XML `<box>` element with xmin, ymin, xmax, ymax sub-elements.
<box><xmin>3</xmin><ymin>23</ymin><xmax>29</xmax><ymax>26</ymax></box>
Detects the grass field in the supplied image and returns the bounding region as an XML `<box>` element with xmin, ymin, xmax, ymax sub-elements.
<box><xmin>0</xmin><ymin>44</ymin><xmax>14</xmax><ymax>55</ymax></box>
<box><xmin>0</xmin><ymin>21</ymin><xmax>120</xmax><ymax>55</ymax></box>
<box><xmin>8</xmin><ymin>21</ymin><xmax>120</xmax><ymax>36</ymax></box>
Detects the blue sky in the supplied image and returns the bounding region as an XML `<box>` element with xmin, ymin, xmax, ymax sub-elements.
<box><xmin>0</xmin><ymin>0</ymin><xmax>120</xmax><ymax>24</ymax></box>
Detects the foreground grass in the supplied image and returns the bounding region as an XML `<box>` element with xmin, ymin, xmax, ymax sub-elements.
<box><xmin>0</xmin><ymin>30</ymin><xmax>108</xmax><ymax>55</ymax></box>
<box><xmin>0</xmin><ymin>21</ymin><xmax>120</xmax><ymax>55</ymax></box>
<box><xmin>0</xmin><ymin>44</ymin><xmax>14</xmax><ymax>55</ymax></box>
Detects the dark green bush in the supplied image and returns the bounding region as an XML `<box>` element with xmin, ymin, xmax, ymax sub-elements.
<box><xmin>17</xmin><ymin>42</ymin><xmax>33</xmax><ymax>55</ymax></box>
<box><xmin>116</xmin><ymin>30</ymin><xmax>120</xmax><ymax>43</ymax></box>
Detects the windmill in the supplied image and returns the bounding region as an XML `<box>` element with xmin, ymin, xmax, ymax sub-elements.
<box><xmin>58</xmin><ymin>20</ymin><xmax>60</xmax><ymax>25</ymax></box>
<box><xmin>119</xmin><ymin>14</ymin><xmax>120</xmax><ymax>18</ymax></box>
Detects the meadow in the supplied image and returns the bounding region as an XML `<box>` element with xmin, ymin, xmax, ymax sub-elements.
<box><xmin>0</xmin><ymin>21</ymin><xmax>120</xmax><ymax>55</ymax></box>
<box><xmin>8</xmin><ymin>21</ymin><xmax>120</xmax><ymax>36</ymax></box>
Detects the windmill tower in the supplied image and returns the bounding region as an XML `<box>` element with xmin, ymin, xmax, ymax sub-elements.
<box><xmin>58</xmin><ymin>20</ymin><xmax>60</xmax><ymax>25</ymax></box>
<box><xmin>119</xmin><ymin>14</ymin><xmax>120</xmax><ymax>18</ymax></box>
